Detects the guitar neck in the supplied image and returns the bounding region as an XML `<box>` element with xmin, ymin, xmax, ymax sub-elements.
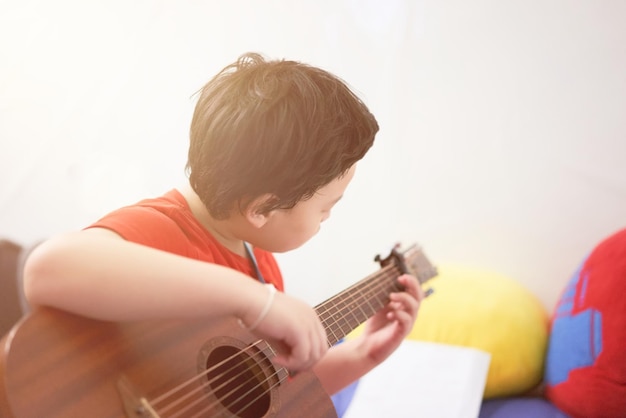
<box><xmin>314</xmin><ymin>264</ymin><xmax>404</xmax><ymax>346</ymax></box>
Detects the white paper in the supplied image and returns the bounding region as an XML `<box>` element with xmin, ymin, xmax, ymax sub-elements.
<box><xmin>343</xmin><ymin>340</ymin><xmax>491</xmax><ymax>418</ymax></box>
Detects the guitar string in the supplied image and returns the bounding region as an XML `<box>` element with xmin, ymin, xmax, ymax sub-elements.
<box><xmin>148</xmin><ymin>266</ymin><xmax>404</xmax><ymax>416</ymax></box>
<box><xmin>316</xmin><ymin>265</ymin><xmax>402</xmax><ymax>344</ymax></box>
<box><xmin>152</xmin><ymin>272</ymin><xmax>394</xmax><ymax>412</ymax></box>
<box><xmin>160</xmin><ymin>339</ymin><xmax>283</xmax><ymax>417</ymax></box>
<box><xmin>151</xmin><ymin>266</ymin><xmax>403</xmax><ymax>416</ymax></box>
<box><xmin>198</xmin><ymin>255</ymin><xmax>436</xmax><ymax>416</ymax></box>
<box><xmin>148</xmin><ymin>264</ymin><xmax>398</xmax><ymax>409</ymax></box>
<box><xmin>210</xmin><ymin>267</ymin><xmax>409</xmax><ymax>418</ymax></box>
<box><xmin>159</xmin><ymin>266</ymin><xmax>402</xmax><ymax>418</ymax></box>
<box><xmin>174</xmin><ymin>344</ymin><xmax>283</xmax><ymax>418</ymax></box>
<box><xmin>222</xmin><ymin>268</ymin><xmax>404</xmax><ymax>418</ymax></box>
<box><xmin>152</xmin><ymin>341</ymin><xmax>265</xmax><ymax>415</ymax></box>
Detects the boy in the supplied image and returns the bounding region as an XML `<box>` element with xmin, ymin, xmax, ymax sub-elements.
<box><xmin>24</xmin><ymin>52</ymin><xmax>423</xmax><ymax>402</ymax></box>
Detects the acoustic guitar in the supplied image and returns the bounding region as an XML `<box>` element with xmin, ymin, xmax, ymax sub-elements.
<box><xmin>0</xmin><ymin>244</ymin><xmax>436</xmax><ymax>418</ymax></box>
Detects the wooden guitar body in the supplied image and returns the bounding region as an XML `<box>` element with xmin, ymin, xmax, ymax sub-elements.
<box><xmin>0</xmin><ymin>308</ymin><xmax>336</xmax><ymax>418</ymax></box>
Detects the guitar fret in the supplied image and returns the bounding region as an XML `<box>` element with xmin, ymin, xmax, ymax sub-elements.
<box><xmin>358</xmin><ymin>286</ymin><xmax>375</xmax><ymax>316</ymax></box>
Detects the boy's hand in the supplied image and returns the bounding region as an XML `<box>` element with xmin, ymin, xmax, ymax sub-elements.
<box><xmin>360</xmin><ymin>274</ymin><xmax>423</xmax><ymax>364</ymax></box>
<box><xmin>243</xmin><ymin>290</ymin><xmax>328</xmax><ymax>372</ymax></box>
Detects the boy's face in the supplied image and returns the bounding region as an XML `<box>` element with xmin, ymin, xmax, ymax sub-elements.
<box><xmin>251</xmin><ymin>165</ymin><xmax>356</xmax><ymax>253</ymax></box>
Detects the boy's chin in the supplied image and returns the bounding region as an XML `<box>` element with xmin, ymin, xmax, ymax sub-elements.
<box><xmin>256</xmin><ymin>239</ymin><xmax>308</xmax><ymax>254</ymax></box>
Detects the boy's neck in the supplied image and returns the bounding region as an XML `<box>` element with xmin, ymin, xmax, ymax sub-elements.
<box><xmin>178</xmin><ymin>185</ymin><xmax>247</xmax><ymax>257</ymax></box>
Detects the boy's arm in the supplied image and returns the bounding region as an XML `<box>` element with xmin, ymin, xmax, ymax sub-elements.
<box><xmin>312</xmin><ymin>336</ymin><xmax>377</xmax><ymax>395</ymax></box>
<box><xmin>24</xmin><ymin>228</ymin><xmax>328</xmax><ymax>371</ymax></box>
<box><xmin>25</xmin><ymin>228</ymin><xmax>264</xmax><ymax>321</ymax></box>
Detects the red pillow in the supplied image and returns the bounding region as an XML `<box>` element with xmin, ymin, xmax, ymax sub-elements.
<box><xmin>544</xmin><ymin>228</ymin><xmax>626</xmax><ymax>417</ymax></box>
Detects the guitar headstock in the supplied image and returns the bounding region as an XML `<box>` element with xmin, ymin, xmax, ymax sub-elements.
<box><xmin>375</xmin><ymin>243</ymin><xmax>438</xmax><ymax>285</ymax></box>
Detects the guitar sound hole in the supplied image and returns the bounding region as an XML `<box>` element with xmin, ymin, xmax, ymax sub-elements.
<box><xmin>205</xmin><ymin>345</ymin><xmax>276</xmax><ymax>418</ymax></box>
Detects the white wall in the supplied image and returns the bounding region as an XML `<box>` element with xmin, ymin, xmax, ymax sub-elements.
<box><xmin>1</xmin><ymin>0</ymin><xmax>625</xmax><ymax>311</ymax></box>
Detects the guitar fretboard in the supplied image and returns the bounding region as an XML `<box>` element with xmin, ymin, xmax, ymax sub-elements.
<box><xmin>314</xmin><ymin>264</ymin><xmax>404</xmax><ymax>346</ymax></box>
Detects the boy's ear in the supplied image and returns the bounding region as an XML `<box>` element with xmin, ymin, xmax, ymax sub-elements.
<box><xmin>244</xmin><ymin>194</ymin><xmax>278</xmax><ymax>228</ymax></box>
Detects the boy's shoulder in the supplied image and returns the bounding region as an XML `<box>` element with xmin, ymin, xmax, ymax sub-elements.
<box><xmin>88</xmin><ymin>189</ymin><xmax>205</xmax><ymax>255</ymax></box>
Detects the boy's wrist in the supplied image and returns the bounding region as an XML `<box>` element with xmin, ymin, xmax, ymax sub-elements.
<box><xmin>238</xmin><ymin>283</ymin><xmax>276</xmax><ymax>331</ymax></box>
<box><xmin>234</xmin><ymin>278</ymin><xmax>271</xmax><ymax>328</ymax></box>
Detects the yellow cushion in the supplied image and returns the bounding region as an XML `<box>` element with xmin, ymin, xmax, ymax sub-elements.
<box><xmin>408</xmin><ymin>265</ymin><xmax>549</xmax><ymax>398</ymax></box>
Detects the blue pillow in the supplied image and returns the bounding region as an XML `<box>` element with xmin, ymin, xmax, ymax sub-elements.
<box><xmin>479</xmin><ymin>397</ymin><xmax>569</xmax><ymax>418</ymax></box>
<box><xmin>329</xmin><ymin>338</ymin><xmax>360</xmax><ymax>417</ymax></box>
<box><xmin>331</xmin><ymin>379</ymin><xmax>359</xmax><ymax>417</ymax></box>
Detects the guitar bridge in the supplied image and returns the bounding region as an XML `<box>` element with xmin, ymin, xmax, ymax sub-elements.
<box><xmin>117</xmin><ymin>375</ymin><xmax>160</xmax><ymax>418</ymax></box>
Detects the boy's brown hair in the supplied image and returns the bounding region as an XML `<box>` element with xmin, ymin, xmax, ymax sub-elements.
<box><xmin>187</xmin><ymin>52</ymin><xmax>379</xmax><ymax>219</ymax></box>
